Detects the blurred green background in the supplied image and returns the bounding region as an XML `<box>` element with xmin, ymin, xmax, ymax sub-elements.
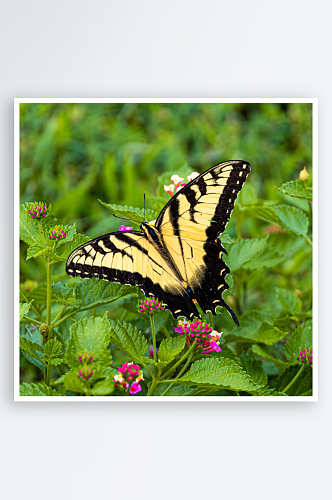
<box><xmin>20</xmin><ymin>101</ymin><xmax>312</xmax><ymax>288</ymax></box>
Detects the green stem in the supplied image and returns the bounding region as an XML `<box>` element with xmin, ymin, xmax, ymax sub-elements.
<box><xmin>45</xmin><ymin>259</ymin><xmax>53</xmax><ymax>385</ymax></box>
<box><xmin>146</xmin><ymin>376</ymin><xmax>158</xmax><ymax>396</ymax></box>
<box><xmin>208</xmin><ymin>311</ymin><xmax>214</xmax><ymax>329</ymax></box>
<box><xmin>51</xmin><ymin>305</ymin><xmax>68</xmax><ymax>328</ymax></box>
<box><xmin>302</xmin><ymin>235</ymin><xmax>313</xmax><ymax>247</ymax></box>
<box><xmin>150</xmin><ymin>314</ymin><xmax>157</xmax><ymax>364</ymax></box>
<box><xmin>161</xmin><ymin>340</ymin><xmax>197</xmax><ymax>380</ymax></box>
<box><xmin>53</xmin><ymin>310</ymin><xmax>77</xmax><ymax>328</ymax></box>
<box><xmin>20</xmin><ymin>290</ymin><xmax>44</xmax><ymax>323</ymax></box>
<box><xmin>161</xmin><ymin>326</ymin><xmax>171</xmax><ymax>339</ymax></box>
<box><xmin>23</xmin><ymin>316</ymin><xmax>42</xmax><ymax>326</ymax></box>
<box><xmin>160</xmin><ymin>346</ymin><xmax>196</xmax><ymax>396</ymax></box>
<box><xmin>91</xmin><ymin>307</ymin><xmax>97</xmax><ymax>317</ymax></box>
<box><xmin>282</xmin><ymin>364</ymin><xmax>305</xmax><ymax>394</ymax></box>
<box><xmin>37</xmin><ymin>219</ymin><xmax>46</xmax><ymax>247</ymax></box>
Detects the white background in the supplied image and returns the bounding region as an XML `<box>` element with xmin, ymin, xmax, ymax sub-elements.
<box><xmin>1</xmin><ymin>1</ymin><xmax>330</xmax><ymax>499</ymax></box>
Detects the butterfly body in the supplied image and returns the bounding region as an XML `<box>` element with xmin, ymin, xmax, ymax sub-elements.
<box><xmin>66</xmin><ymin>160</ymin><xmax>250</xmax><ymax>324</ymax></box>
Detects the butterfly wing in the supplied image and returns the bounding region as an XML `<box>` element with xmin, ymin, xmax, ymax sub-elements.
<box><xmin>66</xmin><ymin>230</ymin><xmax>198</xmax><ymax>319</ymax></box>
<box><xmin>155</xmin><ymin>160</ymin><xmax>251</xmax><ymax>324</ymax></box>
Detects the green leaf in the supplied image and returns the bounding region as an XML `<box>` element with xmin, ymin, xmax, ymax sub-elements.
<box><xmin>219</xmin><ymin>234</ymin><xmax>237</xmax><ymax>245</ymax></box>
<box><xmin>278</xmin><ymin>180</ymin><xmax>312</xmax><ymax>200</ymax></box>
<box><xmin>225</xmin><ymin>237</ymin><xmax>268</xmax><ymax>271</ymax></box>
<box><xmin>49</xmin><ymin>357</ymin><xmax>65</xmax><ymax>366</ymax></box>
<box><xmin>21</xmin><ymin>282</ymin><xmax>48</xmax><ymax>303</ymax></box>
<box><xmin>224</xmin><ymin>310</ymin><xmax>287</xmax><ymax>345</ymax></box>
<box><xmin>242</xmin><ymin>245</ymin><xmax>287</xmax><ymax>270</ymax></box>
<box><xmin>241</xmin><ymin>204</ymin><xmax>280</xmax><ymax>225</ymax></box>
<box><xmin>275</xmin><ymin>287</ymin><xmax>302</xmax><ymax>314</ymax></box>
<box><xmin>98</xmin><ymin>200</ymin><xmax>157</xmax><ymax>224</ymax></box>
<box><xmin>51</xmin><ymin>282</ymin><xmax>78</xmax><ymax>306</ymax></box>
<box><xmin>284</xmin><ymin>319</ymin><xmax>313</xmax><ymax>363</ymax></box>
<box><xmin>65</xmin><ymin>316</ymin><xmax>112</xmax><ymax>369</ymax></box>
<box><xmin>20</xmin><ymin>382</ymin><xmax>65</xmax><ymax>396</ymax></box>
<box><xmin>63</xmin><ymin>371</ymin><xmax>86</xmax><ymax>394</ymax></box>
<box><xmin>273</xmin><ymin>205</ymin><xmax>309</xmax><ymax>237</ymax></box>
<box><xmin>177</xmin><ymin>357</ymin><xmax>260</xmax><ymax>392</ymax></box>
<box><xmin>239</xmin><ymin>353</ymin><xmax>268</xmax><ymax>387</ymax></box>
<box><xmin>276</xmin><ymin>365</ymin><xmax>312</xmax><ymax>396</ymax></box>
<box><xmin>26</xmin><ymin>244</ymin><xmax>47</xmax><ymax>260</ymax></box>
<box><xmin>90</xmin><ymin>372</ymin><xmax>115</xmax><ymax>396</ymax></box>
<box><xmin>43</xmin><ymin>338</ymin><xmax>63</xmax><ymax>361</ymax></box>
<box><xmin>20</xmin><ymin>337</ymin><xmax>44</xmax><ymax>363</ymax></box>
<box><xmin>252</xmin><ymin>344</ymin><xmax>289</xmax><ymax>373</ymax></box>
<box><xmin>109</xmin><ymin>319</ymin><xmax>148</xmax><ymax>364</ymax></box>
<box><xmin>153</xmin><ymin>383</ymin><xmax>219</xmax><ymax>396</ymax></box>
<box><xmin>20</xmin><ymin>302</ymin><xmax>31</xmax><ymax>320</ymax></box>
<box><xmin>56</xmin><ymin>223</ymin><xmax>76</xmax><ymax>248</ymax></box>
<box><xmin>20</xmin><ymin>350</ymin><xmax>44</xmax><ymax>371</ymax></box>
<box><xmin>158</xmin><ymin>336</ymin><xmax>186</xmax><ymax>365</ymax></box>
<box><xmin>73</xmin><ymin>279</ymin><xmax>139</xmax><ymax>311</ymax></box>
<box><xmin>60</xmin><ymin>233</ymin><xmax>91</xmax><ymax>260</ymax></box>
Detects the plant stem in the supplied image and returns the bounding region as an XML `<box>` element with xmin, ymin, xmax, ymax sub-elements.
<box><xmin>146</xmin><ymin>377</ymin><xmax>158</xmax><ymax>396</ymax></box>
<box><xmin>23</xmin><ymin>316</ymin><xmax>42</xmax><ymax>326</ymax></box>
<box><xmin>51</xmin><ymin>305</ymin><xmax>68</xmax><ymax>328</ymax></box>
<box><xmin>20</xmin><ymin>290</ymin><xmax>44</xmax><ymax>323</ymax></box>
<box><xmin>161</xmin><ymin>340</ymin><xmax>197</xmax><ymax>380</ymax></box>
<box><xmin>150</xmin><ymin>314</ymin><xmax>157</xmax><ymax>364</ymax></box>
<box><xmin>45</xmin><ymin>259</ymin><xmax>53</xmax><ymax>385</ymax></box>
<box><xmin>160</xmin><ymin>346</ymin><xmax>196</xmax><ymax>396</ymax></box>
<box><xmin>302</xmin><ymin>234</ymin><xmax>313</xmax><ymax>247</ymax></box>
<box><xmin>37</xmin><ymin>220</ymin><xmax>46</xmax><ymax>247</ymax></box>
<box><xmin>282</xmin><ymin>364</ymin><xmax>305</xmax><ymax>394</ymax></box>
<box><xmin>208</xmin><ymin>311</ymin><xmax>214</xmax><ymax>329</ymax></box>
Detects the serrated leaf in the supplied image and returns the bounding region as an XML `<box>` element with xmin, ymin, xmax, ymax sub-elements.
<box><xmin>99</xmin><ymin>200</ymin><xmax>157</xmax><ymax>224</ymax></box>
<box><xmin>241</xmin><ymin>204</ymin><xmax>280</xmax><ymax>224</ymax></box>
<box><xmin>219</xmin><ymin>234</ymin><xmax>237</xmax><ymax>245</ymax></box>
<box><xmin>153</xmin><ymin>383</ymin><xmax>219</xmax><ymax>396</ymax></box>
<box><xmin>252</xmin><ymin>344</ymin><xmax>289</xmax><ymax>373</ymax></box>
<box><xmin>158</xmin><ymin>336</ymin><xmax>186</xmax><ymax>365</ymax></box>
<box><xmin>49</xmin><ymin>357</ymin><xmax>65</xmax><ymax>366</ymax></box>
<box><xmin>65</xmin><ymin>316</ymin><xmax>112</xmax><ymax>369</ymax></box>
<box><xmin>55</xmin><ymin>223</ymin><xmax>76</xmax><ymax>247</ymax></box>
<box><xmin>194</xmin><ymin>344</ymin><xmax>240</xmax><ymax>364</ymax></box>
<box><xmin>73</xmin><ymin>279</ymin><xmax>139</xmax><ymax>311</ymax></box>
<box><xmin>26</xmin><ymin>244</ymin><xmax>47</xmax><ymax>260</ymax></box>
<box><xmin>276</xmin><ymin>365</ymin><xmax>312</xmax><ymax>395</ymax></box>
<box><xmin>20</xmin><ymin>302</ymin><xmax>31</xmax><ymax>320</ymax></box>
<box><xmin>273</xmin><ymin>205</ymin><xmax>309</xmax><ymax>237</ymax></box>
<box><xmin>284</xmin><ymin>319</ymin><xmax>313</xmax><ymax>363</ymax></box>
<box><xmin>141</xmin><ymin>356</ymin><xmax>159</xmax><ymax>366</ymax></box>
<box><xmin>177</xmin><ymin>357</ymin><xmax>260</xmax><ymax>392</ymax></box>
<box><xmin>225</xmin><ymin>237</ymin><xmax>268</xmax><ymax>271</ymax></box>
<box><xmin>275</xmin><ymin>287</ymin><xmax>302</xmax><ymax>314</ymax></box>
<box><xmin>109</xmin><ymin>319</ymin><xmax>148</xmax><ymax>364</ymax></box>
<box><xmin>239</xmin><ymin>353</ymin><xmax>268</xmax><ymax>387</ymax></box>
<box><xmin>20</xmin><ymin>337</ymin><xmax>44</xmax><ymax>362</ymax></box>
<box><xmin>224</xmin><ymin>310</ymin><xmax>287</xmax><ymax>345</ymax></box>
<box><xmin>20</xmin><ymin>204</ymin><xmax>51</xmax><ymax>246</ymax></box>
<box><xmin>43</xmin><ymin>338</ymin><xmax>63</xmax><ymax>360</ymax></box>
<box><xmin>242</xmin><ymin>246</ymin><xmax>287</xmax><ymax>270</ymax></box>
<box><xmin>20</xmin><ymin>382</ymin><xmax>65</xmax><ymax>396</ymax></box>
<box><xmin>60</xmin><ymin>233</ymin><xmax>91</xmax><ymax>260</ymax></box>
<box><xmin>63</xmin><ymin>371</ymin><xmax>87</xmax><ymax>394</ymax></box>
<box><xmin>90</xmin><ymin>376</ymin><xmax>115</xmax><ymax>396</ymax></box>
<box><xmin>51</xmin><ymin>282</ymin><xmax>78</xmax><ymax>305</ymax></box>
<box><xmin>20</xmin><ymin>350</ymin><xmax>45</xmax><ymax>371</ymax></box>
<box><xmin>278</xmin><ymin>180</ymin><xmax>312</xmax><ymax>200</ymax></box>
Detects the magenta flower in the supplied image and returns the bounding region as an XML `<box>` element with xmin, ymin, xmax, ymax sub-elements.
<box><xmin>137</xmin><ymin>297</ymin><xmax>165</xmax><ymax>315</ymax></box>
<box><xmin>77</xmin><ymin>365</ymin><xmax>94</xmax><ymax>380</ymax></box>
<box><xmin>27</xmin><ymin>202</ymin><xmax>49</xmax><ymax>219</ymax></box>
<box><xmin>129</xmin><ymin>382</ymin><xmax>142</xmax><ymax>395</ymax></box>
<box><xmin>297</xmin><ymin>348</ymin><xmax>313</xmax><ymax>364</ymax></box>
<box><xmin>113</xmin><ymin>362</ymin><xmax>144</xmax><ymax>394</ymax></box>
<box><xmin>48</xmin><ymin>225</ymin><xmax>67</xmax><ymax>241</ymax></box>
<box><xmin>78</xmin><ymin>350</ymin><xmax>95</xmax><ymax>364</ymax></box>
<box><xmin>148</xmin><ymin>344</ymin><xmax>158</xmax><ymax>358</ymax></box>
<box><xmin>174</xmin><ymin>320</ymin><xmax>222</xmax><ymax>353</ymax></box>
<box><xmin>119</xmin><ymin>225</ymin><xmax>133</xmax><ymax>231</ymax></box>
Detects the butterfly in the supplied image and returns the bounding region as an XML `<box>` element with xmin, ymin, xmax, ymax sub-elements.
<box><xmin>66</xmin><ymin>160</ymin><xmax>250</xmax><ymax>325</ymax></box>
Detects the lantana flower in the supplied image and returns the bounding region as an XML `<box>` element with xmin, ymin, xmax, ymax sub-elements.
<box><xmin>48</xmin><ymin>225</ymin><xmax>67</xmax><ymax>241</ymax></box>
<box><xmin>299</xmin><ymin>167</ymin><xmax>309</xmax><ymax>182</ymax></box>
<box><xmin>164</xmin><ymin>184</ymin><xmax>175</xmax><ymax>197</ymax></box>
<box><xmin>113</xmin><ymin>362</ymin><xmax>144</xmax><ymax>395</ymax></box>
<box><xmin>171</xmin><ymin>175</ymin><xmax>184</xmax><ymax>186</ymax></box>
<box><xmin>137</xmin><ymin>297</ymin><xmax>165</xmax><ymax>315</ymax></box>
<box><xmin>27</xmin><ymin>202</ymin><xmax>49</xmax><ymax>219</ymax></box>
<box><xmin>174</xmin><ymin>319</ymin><xmax>222</xmax><ymax>353</ymax></box>
<box><xmin>297</xmin><ymin>348</ymin><xmax>313</xmax><ymax>364</ymax></box>
<box><xmin>187</xmin><ymin>172</ymin><xmax>199</xmax><ymax>182</ymax></box>
<box><xmin>78</xmin><ymin>365</ymin><xmax>94</xmax><ymax>380</ymax></box>
<box><xmin>78</xmin><ymin>349</ymin><xmax>95</xmax><ymax>364</ymax></box>
<box><xmin>119</xmin><ymin>225</ymin><xmax>133</xmax><ymax>231</ymax></box>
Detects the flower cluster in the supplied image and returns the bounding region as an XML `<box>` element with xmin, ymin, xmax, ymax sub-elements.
<box><xmin>297</xmin><ymin>348</ymin><xmax>313</xmax><ymax>364</ymax></box>
<box><xmin>78</xmin><ymin>365</ymin><xmax>94</xmax><ymax>380</ymax></box>
<box><xmin>174</xmin><ymin>319</ymin><xmax>222</xmax><ymax>353</ymax></box>
<box><xmin>119</xmin><ymin>225</ymin><xmax>133</xmax><ymax>231</ymax></box>
<box><xmin>78</xmin><ymin>349</ymin><xmax>95</xmax><ymax>364</ymax></box>
<box><xmin>22</xmin><ymin>279</ymin><xmax>37</xmax><ymax>292</ymax></box>
<box><xmin>48</xmin><ymin>225</ymin><xmax>67</xmax><ymax>241</ymax></box>
<box><xmin>137</xmin><ymin>297</ymin><xmax>165</xmax><ymax>314</ymax></box>
<box><xmin>27</xmin><ymin>202</ymin><xmax>49</xmax><ymax>218</ymax></box>
<box><xmin>164</xmin><ymin>171</ymin><xmax>200</xmax><ymax>197</ymax></box>
<box><xmin>40</xmin><ymin>323</ymin><xmax>49</xmax><ymax>337</ymax></box>
<box><xmin>113</xmin><ymin>362</ymin><xmax>144</xmax><ymax>395</ymax></box>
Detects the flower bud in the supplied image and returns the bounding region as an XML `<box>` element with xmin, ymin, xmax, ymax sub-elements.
<box><xmin>27</xmin><ymin>202</ymin><xmax>49</xmax><ymax>219</ymax></box>
<box><xmin>48</xmin><ymin>225</ymin><xmax>67</xmax><ymax>241</ymax></box>
<box><xmin>299</xmin><ymin>167</ymin><xmax>309</xmax><ymax>182</ymax></box>
<box><xmin>40</xmin><ymin>323</ymin><xmax>49</xmax><ymax>337</ymax></box>
<box><xmin>137</xmin><ymin>297</ymin><xmax>165</xmax><ymax>315</ymax></box>
<box><xmin>296</xmin><ymin>348</ymin><xmax>312</xmax><ymax>365</ymax></box>
<box><xmin>294</xmin><ymin>289</ymin><xmax>302</xmax><ymax>299</ymax></box>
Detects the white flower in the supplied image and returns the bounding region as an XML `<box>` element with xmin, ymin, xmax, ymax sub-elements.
<box><xmin>171</xmin><ymin>175</ymin><xmax>184</xmax><ymax>186</ymax></box>
<box><xmin>187</xmin><ymin>172</ymin><xmax>199</xmax><ymax>182</ymax></box>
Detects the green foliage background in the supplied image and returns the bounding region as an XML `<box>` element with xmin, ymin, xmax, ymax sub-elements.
<box><xmin>19</xmin><ymin>102</ymin><xmax>312</xmax><ymax>396</ymax></box>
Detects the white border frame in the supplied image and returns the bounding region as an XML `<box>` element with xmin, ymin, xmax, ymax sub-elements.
<box><xmin>14</xmin><ymin>98</ymin><xmax>318</xmax><ymax>402</ymax></box>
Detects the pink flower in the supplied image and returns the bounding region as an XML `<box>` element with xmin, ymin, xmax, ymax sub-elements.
<box><xmin>27</xmin><ymin>202</ymin><xmax>49</xmax><ymax>219</ymax></box>
<box><xmin>129</xmin><ymin>382</ymin><xmax>142</xmax><ymax>395</ymax></box>
<box><xmin>48</xmin><ymin>225</ymin><xmax>67</xmax><ymax>241</ymax></box>
<box><xmin>119</xmin><ymin>225</ymin><xmax>133</xmax><ymax>231</ymax></box>
<box><xmin>137</xmin><ymin>297</ymin><xmax>165</xmax><ymax>315</ymax></box>
<box><xmin>164</xmin><ymin>184</ymin><xmax>175</xmax><ymax>197</ymax></box>
<box><xmin>174</xmin><ymin>320</ymin><xmax>222</xmax><ymax>354</ymax></box>
<box><xmin>171</xmin><ymin>175</ymin><xmax>184</xmax><ymax>186</ymax></box>
<box><xmin>297</xmin><ymin>348</ymin><xmax>313</xmax><ymax>364</ymax></box>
